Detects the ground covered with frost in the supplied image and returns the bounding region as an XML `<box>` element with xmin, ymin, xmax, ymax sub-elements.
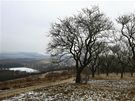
<box><xmin>3</xmin><ymin>80</ymin><xmax>135</xmax><ymax>101</ymax></box>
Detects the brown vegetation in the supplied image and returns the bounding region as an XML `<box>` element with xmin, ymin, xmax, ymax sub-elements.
<box><xmin>0</xmin><ymin>70</ymin><xmax>73</xmax><ymax>90</ymax></box>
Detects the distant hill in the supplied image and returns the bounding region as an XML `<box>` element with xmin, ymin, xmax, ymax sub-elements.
<box><xmin>0</xmin><ymin>52</ymin><xmax>50</xmax><ymax>60</ymax></box>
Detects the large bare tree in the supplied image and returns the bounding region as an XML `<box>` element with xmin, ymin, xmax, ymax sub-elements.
<box><xmin>116</xmin><ymin>14</ymin><xmax>135</xmax><ymax>76</ymax></box>
<box><xmin>48</xmin><ymin>7</ymin><xmax>112</xmax><ymax>83</ymax></box>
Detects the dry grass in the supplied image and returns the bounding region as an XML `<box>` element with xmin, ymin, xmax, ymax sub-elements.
<box><xmin>0</xmin><ymin>70</ymin><xmax>74</xmax><ymax>100</ymax></box>
<box><xmin>0</xmin><ymin>71</ymin><xmax>134</xmax><ymax>100</ymax></box>
<box><xmin>0</xmin><ymin>70</ymin><xmax>73</xmax><ymax>90</ymax></box>
<box><xmin>0</xmin><ymin>72</ymin><xmax>134</xmax><ymax>90</ymax></box>
<box><xmin>0</xmin><ymin>78</ymin><xmax>74</xmax><ymax>100</ymax></box>
<box><xmin>83</xmin><ymin>73</ymin><xmax>135</xmax><ymax>80</ymax></box>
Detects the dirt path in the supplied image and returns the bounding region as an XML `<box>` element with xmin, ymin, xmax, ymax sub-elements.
<box><xmin>0</xmin><ymin>77</ymin><xmax>74</xmax><ymax>100</ymax></box>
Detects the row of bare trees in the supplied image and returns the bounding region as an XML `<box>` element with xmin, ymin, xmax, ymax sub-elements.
<box><xmin>48</xmin><ymin>6</ymin><xmax>135</xmax><ymax>83</ymax></box>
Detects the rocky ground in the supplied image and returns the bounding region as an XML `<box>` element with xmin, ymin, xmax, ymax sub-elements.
<box><xmin>3</xmin><ymin>80</ymin><xmax>135</xmax><ymax>101</ymax></box>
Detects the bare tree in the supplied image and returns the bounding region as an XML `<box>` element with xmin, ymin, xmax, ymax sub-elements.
<box><xmin>110</xmin><ymin>44</ymin><xmax>127</xmax><ymax>78</ymax></box>
<box><xmin>116</xmin><ymin>14</ymin><xmax>135</xmax><ymax>76</ymax></box>
<box><xmin>48</xmin><ymin>7</ymin><xmax>112</xmax><ymax>83</ymax></box>
<box><xmin>89</xmin><ymin>42</ymin><xmax>105</xmax><ymax>78</ymax></box>
<box><xmin>102</xmin><ymin>46</ymin><xmax>113</xmax><ymax>77</ymax></box>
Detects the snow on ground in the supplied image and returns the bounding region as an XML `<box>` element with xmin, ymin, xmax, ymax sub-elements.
<box><xmin>9</xmin><ymin>67</ymin><xmax>39</xmax><ymax>73</ymax></box>
<box><xmin>3</xmin><ymin>80</ymin><xmax>135</xmax><ymax>101</ymax></box>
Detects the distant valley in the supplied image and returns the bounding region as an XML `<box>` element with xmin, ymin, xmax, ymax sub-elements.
<box><xmin>0</xmin><ymin>52</ymin><xmax>71</xmax><ymax>81</ymax></box>
<box><xmin>0</xmin><ymin>52</ymin><xmax>50</xmax><ymax>60</ymax></box>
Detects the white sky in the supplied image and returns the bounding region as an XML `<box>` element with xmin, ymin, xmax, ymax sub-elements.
<box><xmin>0</xmin><ymin>0</ymin><xmax>135</xmax><ymax>53</ymax></box>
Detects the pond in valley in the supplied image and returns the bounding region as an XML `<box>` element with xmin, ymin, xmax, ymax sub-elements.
<box><xmin>9</xmin><ymin>67</ymin><xmax>39</xmax><ymax>73</ymax></box>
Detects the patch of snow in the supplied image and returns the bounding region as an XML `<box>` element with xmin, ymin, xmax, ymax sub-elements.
<box><xmin>3</xmin><ymin>80</ymin><xmax>135</xmax><ymax>101</ymax></box>
<box><xmin>9</xmin><ymin>67</ymin><xmax>39</xmax><ymax>73</ymax></box>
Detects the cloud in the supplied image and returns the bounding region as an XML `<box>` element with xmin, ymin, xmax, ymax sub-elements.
<box><xmin>1</xmin><ymin>0</ymin><xmax>135</xmax><ymax>53</ymax></box>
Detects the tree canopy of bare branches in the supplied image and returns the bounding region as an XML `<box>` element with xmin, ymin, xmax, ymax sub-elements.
<box><xmin>116</xmin><ymin>14</ymin><xmax>135</xmax><ymax>76</ymax></box>
<box><xmin>116</xmin><ymin>14</ymin><xmax>135</xmax><ymax>60</ymax></box>
<box><xmin>48</xmin><ymin>7</ymin><xmax>113</xmax><ymax>83</ymax></box>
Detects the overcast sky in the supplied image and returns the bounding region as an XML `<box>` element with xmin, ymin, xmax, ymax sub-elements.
<box><xmin>1</xmin><ymin>0</ymin><xmax>135</xmax><ymax>53</ymax></box>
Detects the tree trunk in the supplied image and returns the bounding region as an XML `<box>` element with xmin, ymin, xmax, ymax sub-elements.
<box><xmin>130</xmin><ymin>67</ymin><xmax>134</xmax><ymax>77</ymax></box>
<box><xmin>92</xmin><ymin>71</ymin><xmax>95</xmax><ymax>78</ymax></box>
<box><xmin>75</xmin><ymin>71</ymin><xmax>81</xmax><ymax>83</ymax></box>
<box><xmin>91</xmin><ymin>66</ymin><xmax>96</xmax><ymax>78</ymax></box>
<box><xmin>130</xmin><ymin>71</ymin><xmax>133</xmax><ymax>77</ymax></box>
<box><xmin>106</xmin><ymin>72</ymin><xmax>109</xmax><ymax>77</ymax></box>
<box><xmin>97</xmin><ymin>66</ymin><xmax>100</xmax><ymax>75</ymax></box>
<box><xmin>120</xmin><ymin>67</ymin><xmax>124</xmax><ymax>78</ymax></box>
<box><xmin>106</xmin><ymin>68</ymin><xmax>109</xmax><ymax>77</ymax></box>
<box><xmin>121</xmin><ymin>72</ymin><xmax>123</xmax><ymax>78</ymax></box>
